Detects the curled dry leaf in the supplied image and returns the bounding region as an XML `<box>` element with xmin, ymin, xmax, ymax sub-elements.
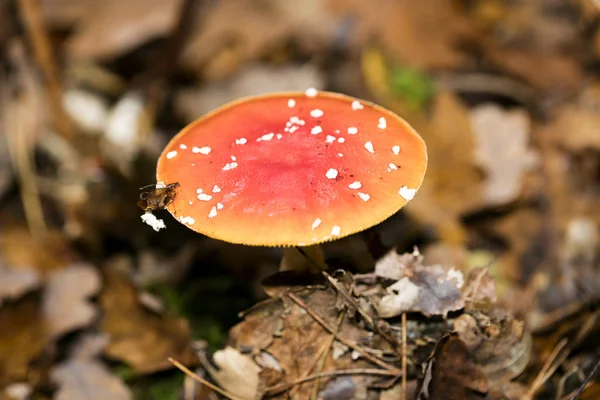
<box><xmin>418</xmin><ymin>333</ymin><xmax>488</xmax><ymax>400</ymax></box>
<box><xmin>453</xmin><ymin>310</ymin><xmax>531</xmax><ymax>384</ymax></box>
<box><xmin>470</xmin><ymin>104</ymin><xmax>538</xmax><ymax>205</ymax></box>
<box><xmin>43</xmin><ymin>264</ymin><xmax>101</xmax><ymax>338</ymax></box>
<box><xmin>204</xmin><ymin>347</ymin><xmax>261</xmax><ymax>400</ymax></box>
<box><xmin>99</xmin><ymin>267</ymin><xmax>196</xmax><ymax>374</ymax></box>
<box><xmin>374</xmin><ymin>250</ymin><xmax>465</xmax><ymax>317</ymax></box>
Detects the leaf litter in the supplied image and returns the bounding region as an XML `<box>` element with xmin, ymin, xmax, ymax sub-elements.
<box><xmin>1</xmin><ymin>0</ymin><xmax>600</xmax><ymax>398</ymax></box>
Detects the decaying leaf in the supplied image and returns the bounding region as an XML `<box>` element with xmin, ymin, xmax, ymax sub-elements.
<box><xmin>43</xmin><ymin>264</ymin><xmax>101</xmax><ymax>338</ymax></box>
<box><xmin>0</xmin><ymin>297</ymin><xmax>49</xmax><ymax>386</ymax></box>
<box><xmin>454</xmin><ymin>310</ymin><xmax>531</xmax><ymax>385</ymax></box>
<box><xmin>67</xmin><ymin>0</ymin><xmax>183</xmax><ymax>59</ymax></box>
<box><xmin>100</xmin><ymin>266</ymin><xmax>196</xmax><ymax>373</ymax></box>
<box><xmin>470</xmin><ymin>104</ymin><xmax>538</xmax><ymax>205</ymax></box>
<box><xmin>335</xmin><ymin>0</ymin><xmax>476</xmax><ymax>70</ymax></box>
<box><xmin>204</xmin><ymin>347</ymin><xmax>261</xmax><ymax>400</ymax></box>
<box><xmin>0</xmin><ymin>265</ymin><xmax>40</xmax><ymax>307</ymax></box>
<box><xmin>181</xmin><ymin>0</ymin><xmax>337</xmax><ymax>77</ymax></box>
<box><xmin>418</xmin><ymin>333</ymin><xmax>488</xmax><ymax>400</ymax></box>
<box><xmin>374</xmin><ymin>249</ymin><xmax>465</xmax><ymax>317</ymax></box>
<box><xmin>52</xmin><ymin>334</ymin><xmax>132</xmax><ymax>400</ymax></box>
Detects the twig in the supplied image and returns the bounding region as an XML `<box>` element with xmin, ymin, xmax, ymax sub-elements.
<box><xmin>401</xmin><ymin>312</ymin><xmax>407</xmax><ymax>400</ymax></box>
<box><xmin>287</xmin><ymin>292</ymin><xmax>401</xmax><ymax>374</ymax></box>
<box><xmin>265</xmin><ymin>368</ymin><xmax>399</xmax><ymax>397</ymax></box>
<box><xmin>568</xmin><ymin>357</ymin><xmax>600</xmax><ymax>400</ymax></box>
<box><xmin>3</xmin><ymin>41</ymin><xmax>48</xmax><ymax>240</ymax></box>
<box><xmin>17</xmin><ymin>0</ymin><xmax>72</xmax><ymax>139</ymax></box>
<box><xmin>527</xmin><ymin>338</ymin><xmax>569</xmax><ymax>399</ymax></box>
<box><xmin>168</xmin><ymin>357</ymin><xmax>243</xmax><ymax>400</ymax></box>
<box><xmin>308</xmin><ymin>310</ymin><xmax>346</xmax><ymax>400</ymax></box>
<box><xmin>321</xmin><ymin>271</ymin><xmax>401</xmax><ymax>349</ymax></box>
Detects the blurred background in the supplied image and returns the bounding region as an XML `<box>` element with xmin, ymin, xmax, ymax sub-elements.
<box><xmin>1</xmin><ymin>0</ymin><xmax>600</xmax><ymax>398</ymax></box>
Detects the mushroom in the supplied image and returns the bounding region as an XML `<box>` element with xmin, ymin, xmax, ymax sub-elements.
<box><xmin>153</xmin><ymin>90</ymin><xmax>427</xmax><ymax>271</ymax></box>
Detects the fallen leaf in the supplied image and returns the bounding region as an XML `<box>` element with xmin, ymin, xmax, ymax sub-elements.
<box><xmin>374</xmin><ymin>250</ymin><xmax>465</xmax><ymax>317</ymax></box>
<box><xmin>204</xmin><ymin>347</ymin><xmax>260</xmax><ymax>400</ymax></box>
<box><xmin>52</xmin><ymin>334</ymin><xmax>132</xmax><ymax>400</ymax></box>
<box><xmin>470</xmin><ymin>104</ymin><xmax>538</xmax><ymax>205</ymax></box>
<box><xmin>43</xmin><ymin>264</ymin><xmax>101</xmax><ymax>338</ymax></box>
<box><xmin>0</xmin><ymin>265</ymin><xmax>40</xmax><ymax>307</ymax></box>
<box><xmin>181</xmin><ymin>0</ymin><xmax>337</xmax><ymax>76</ymax></box>
<box><xmin>100</xmin><ymin>266</ymin><xmax>196</xmax><ymax>373</ymax></box>
<box><xmin>53</xmin><ymin>360</ymin><xmax>132</xmax><ymax>400</ymax></box>
<box><xmin>67</xmin><ymin>0</ymin><xmax>183</xmax><ymax>59</ymax></box>
<box><xmin>334</xmin><ymin>0</ymin><xmax>476</xmax><ymax>70</ymax></box>
<box><xmin>0</xmin><ymin>297</ymin><xmax>49</xmax><ymax>386</ymax></box>
<box><xmin>418</xmin><ymin>333</ymin><xmax>488</xmax><ymax>400</ymax></box>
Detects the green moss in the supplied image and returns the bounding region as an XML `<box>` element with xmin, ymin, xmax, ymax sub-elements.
<box><xmin>389</xmin><ymin>66</ymin><xmax>435</xmax><ymax>110</ymax></box>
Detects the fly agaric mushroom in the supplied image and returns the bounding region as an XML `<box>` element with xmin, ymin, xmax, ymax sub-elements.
<box><xmin>152</xmin><ymin>90</ymin><xmax>427</xmax><ymax>270</ymax></box>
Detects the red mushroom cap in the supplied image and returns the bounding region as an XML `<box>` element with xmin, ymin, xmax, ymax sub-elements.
<box><xmin>156</xmin><ymin>91</ymin><xmax>427</xmax><ymax>246</ymax></box>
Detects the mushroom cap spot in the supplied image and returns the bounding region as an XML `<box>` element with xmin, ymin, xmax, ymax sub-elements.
<box><xmin>358</xmin><ymin>192</ymin><xmax>370</xmax><ymax>201</ymax></box>
<box><xmin>288</xmin><ymin>99</ymin><xmax>296</xmax><ymax>108</ymax></box>
<box><xmin>392</xmin><ymin>145</ymin><xmax>400</xmax><ymax>155</ymax></box>
<box><xmin>364</xmin><ymin>141</ymin><xmax>374</xmax><ymax>153</ymax></box>
<box><xmin>157</xmin><ymin>91</ymin><xmax>427</xmax><ymax>246</ymax></box>
<box><xmin>348</xmin><ymin>181</ymin><xmax>362</xmax><ymax>189</ymax></box>
<box><xmin>166</xmin><ymin>150</ymin><xmax>178</xmax><ymax>159</ymax></box>
<box><xmin>326</xmin><ymin>168</ymin><xmax>338</xmax><ymax>179</ymax></box>
<box><xmin>338</xmin><ymin>137</ymin><xmax>345</xmax><ymax>143</ymax></box>
<box><xmin>352</xmin><ymin>100</ymin><xmax>364</xmax><ymax>110</ymax></box>
<box><xmin>378</xmin><ymin>117</ymin><xmax>387</xmax><ymax>129</ymax></box>
<box><xmin>311</xmin><ymin>126</ymin><xmax>323</xmax><ymax>135</ymax></box>
<box><xmin>310</xmin><ymin>109</ymin><xmax>324</xmax><ymax>118</ymax></box>
<box><xmin>305</xmin><ymin>88</ymin><xmax>318</xmax><ymax>97</ymax></box>
<box><xmin>180</xmin><ymin>144</ymin><xmax>187</xmax><ymax>149</ymax></box>
<box><xmin>399</xmin><ymin>186</ymin><xmax>417</xmax><ymax>201</ymax></box>
<box><xmin>192</xmin><ymin>146</ymin><xmax>211</xmax><ymax>154</ymax></box>
<box><xmin>312</xmin><ymin>218</ymin><xmax>322</xmax><ymax>230</ymax></box>
<box><xmin>348</xmin><ymin>127</ymin><xmax>358</xmax><ymax>135</ymax></box>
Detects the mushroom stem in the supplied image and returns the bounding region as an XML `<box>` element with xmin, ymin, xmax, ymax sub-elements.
<box><xmin>280</xmin><ymin>245</ymin><xmax>327</xmax><ymax>273</ymax></box>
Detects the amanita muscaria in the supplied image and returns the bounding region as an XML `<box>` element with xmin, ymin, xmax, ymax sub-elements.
<box><xmin>145</xmin><ymin>90</ymin><xmax>427</xmax><ymax>270</ymax></box>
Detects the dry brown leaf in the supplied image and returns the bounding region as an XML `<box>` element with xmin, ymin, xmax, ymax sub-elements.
<box><xmin>180</xmin><ymin>0</ymin><xmax>337</xmax><ymax>76</ymax></box>
<box><xmin>41</xmin><ymin>0</ymin><xmax>98</xmax><ymax>28</ymax></box>
<box><xmin>417</xmin><ymin>333</ymin><xmax>488</xmax><ymax>400</ymax></box>
<box><xmin>470</xmin><ymin>104</ymin><xmax>538</xmax><ymax>205</ymax></box>
<box><xmin>402</xmin><ymin>91</ymin><xmax>482</xmax><ymax>244</ymax></box>
<box><xmin>43</xmin><ymin>264</ymin><xmax>101</xmax><ymax>338</ymax></box>
<box><xmin>0</xmin><ymin>227</ymin><xmax>75</xmax><ymax>276</ymax></box>
<box><xmin>333</xmin><ymin>0</ymin><xmax>476</xmax><ymax>70</ymax></box>
<box><xmin>67</xmin><ymin>0</ymin><xmax>183</xmax><ymax>59</ymax></box>
<box><xmin>100</xmin><ymin>266</ymin><xmax>196</xmax><ymax>373</ymax></box>
<box><xmin>204</xmin><ymin>347</ymin><xmax>261</xmax><ymax>400</ymax></box>
<box><xmin>0</xmin><ymin>266</ymin><xmax>40</xmax><ymax>307</ymax></box>
<box><xmin>0</xmin><ymin>297</ymin><xmax>49</xmax><ymax>386</ymax></box>
<box><xmin>52</xmin><ymin>359</ymin><xmax>132</xmax><ymax>400</ymax></box>
<box><xmin>52</xmin><ymin>334</ymin><xmax>132</xmax><ymax>400</ymax></box>
<box><xmin>543</xmin><ymin>85</ymin><xmax>600</xmax><ymax>152</ymax></box>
